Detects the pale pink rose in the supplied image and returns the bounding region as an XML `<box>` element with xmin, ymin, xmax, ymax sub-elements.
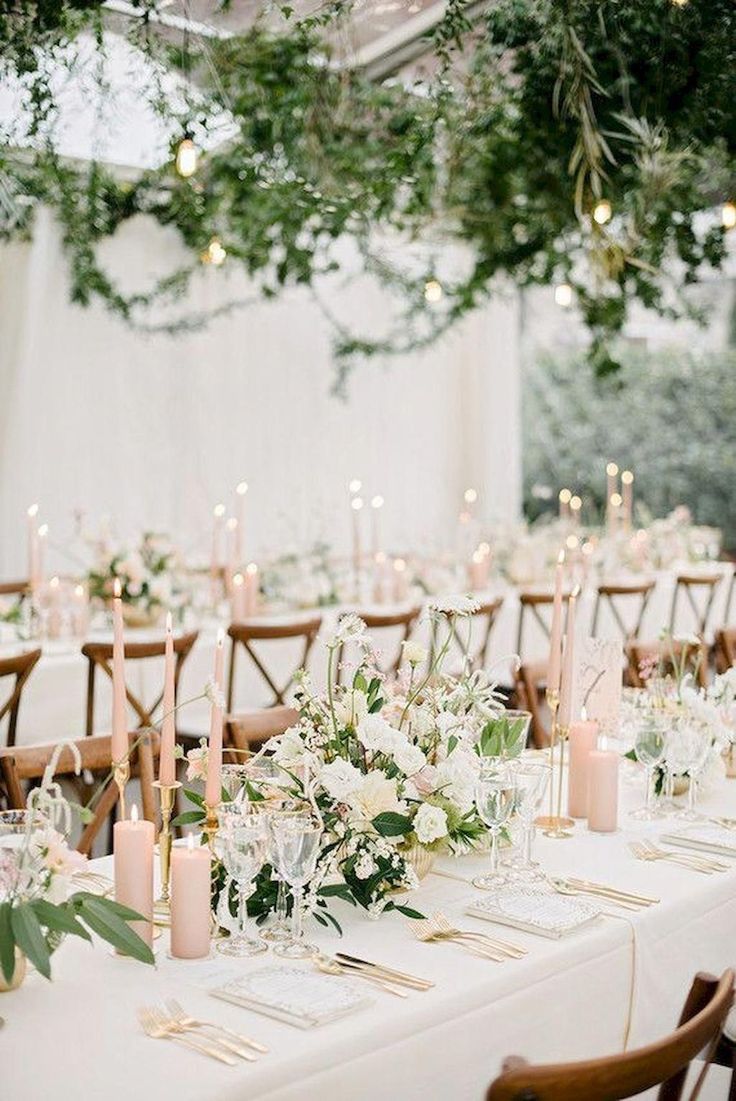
<box><xmin>186</xmin><ymin>746</ymin><xmax>209</xmax><ymax>782</ymax></box>
<box><xmin>412</xmin><ymin>765</ymin><xmax>438</xmax><ymax>796</ymax></box>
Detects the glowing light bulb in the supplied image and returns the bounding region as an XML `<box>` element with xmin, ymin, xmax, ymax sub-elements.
<box><xmin>371</xmin><ymin>495</ymin><xmax>384</xmax><ymax>510</ymax></box>
<box><xmin>232</xmin><ymin>572</ymin><xmax>244</xmax><ymax>588</ymax></box>
<box><xmin>214</xmin><ymin>503</ymin><xmax>226</xmax><ymax>518</ymax></box>
<box><xmin>593</xmin><ymin>199</ymin><xmax>612</xmax><ymax>225</ymax></box>
<box><xmin>478</xmin><ymin>541</ymin><xmax>490</xmax><ymax>556</ymax></box>
<box><xmin>236</xmin><ymin>481</ymin><xmax>248</xmax><ymax>496</ymax></box>
<box><xmin>348</xmin><ymin>479</ymin><xmax>362</xmax><ymax>495</ymax></box>
<box><xmin>570</xmin><ymin>495</ymin><xmax>582</xmax><ymax>512</ymax></box>
<box><xmin>606</xmin><ymin>462</ymin><xmax>619</xmax><ymax>478</ymax></box>
<box><xmin>394</xmin><ymin>558</ymin><xmax>406</xmax><ymax>573</ymax></box>
<box><xmin>424</xmin><ymin>279</ymin><xmax>443</xmax><ymax>303</ymax></box>
<box><xmin>610</xmin><ymin>492</ymin><xmax>623</xmax><ymax>508</ymax></box>
<box><xmin>554</xmin><ymin>283</ymin><xmax>573</xmax><ymax>308</ymax></box>
<box><xmin>27</xmin><ymin>503</ymin><xmax>38</xmax><ymax>519</ymax></box>
<box><xmin>464</xmin><ymin>488</ymin><xmax>478</xmax><ymax>505</ymax></box>
<box><xmin>351</xmin><ymin>496</ymin><xmax>364</xmax><ymax>511</ymax></box>
<box><xmin>558</xmin><ymin>488</ymin><xmax>572</xmax><ymax>505</ymax></box>
<box><xmin>565</xmin><ymin>535</ymin><xmax>579</xmax><ymax>550</ymax></box>
<box><xmin>246</xmin><ymin>562</ymin><xmax>258</xmax><ymax>576</ymax></box>
<box><xmin>621</xmin><ymin>470</ymin><xmax>634</xmax><ymax>486</ymax></box>
<box><xmin>175</xmin><ymin>136</ymin><xmax>198</xmax><ymax>178</ymax></box>
<box><xmin>722</xmin><ymin>202</ymin><xmax>736</xmax><ymax>230</ymax></box>
<box><xmin>203</xmin><ymin>237</ymin><xmax>226</xmax><ymax>266</ymax></box>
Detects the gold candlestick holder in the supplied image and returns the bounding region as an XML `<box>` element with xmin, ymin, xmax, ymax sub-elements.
<box><xmin>153</xmin><ymin>780</ymin><xmax>181</xmax><ymax>919</ymax></box>
<box><xmin>535</xmin><ymin>689</ymin><xmax>575</xmax><ymax>839</ymax></box>
<box><xmin>204</xmin><ymin>801</ymin><xmax>220</xmax><ymax>856</ymax></box>
<box><xmin>113</xmin><ymin>757</ymin><xmax>130</xmax><ymax>821</ymax></box>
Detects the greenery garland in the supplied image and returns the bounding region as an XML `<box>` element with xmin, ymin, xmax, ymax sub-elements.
<box><xmin>0</xmin><ymin>0</ymin><xmax>734</xmax><ymax>391</ymax></box>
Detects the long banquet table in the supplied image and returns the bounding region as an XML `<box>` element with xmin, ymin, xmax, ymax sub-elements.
<box><xmin>3</xmin><ymin>563</ymin><xmax>734</xmax><ymax>747</ymax></box>
<box><xmin>5</xmin><ymin>772</ymin><xmax>736</xmax><ymax>1100</ymax></box>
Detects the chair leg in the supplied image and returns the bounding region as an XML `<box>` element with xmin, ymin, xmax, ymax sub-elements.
<box><xmin>85</xmin><ymin>660</ymin><xmax>96</xmax><ymax>737</ymax></box>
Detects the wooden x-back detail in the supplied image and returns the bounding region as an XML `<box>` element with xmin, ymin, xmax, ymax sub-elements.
<box><xmin>669</xmin><ymin>572</ymin><xmax>723</xmax><ymax>639</ymax></box>
<box><xmin>336</xmin><ymin>607</ymin><xmax>421</xmax><ymax>684</ymax></box>
<box><xmin>516</xmin><ymin>591</ymin><xmax>570</xmax><ymax>661</ymax></box>
<box><xmin>592</xmin><ymin>579</ymin><xmax>656</xmax><ymax>642</ymax></box>
<box><xmin>0</xmin><ymin>648</ymin><xmax>42</xmax><ymax>749</ymax></box>
<box><xmin>226</xmin><ymin>616</ymin><xmax>322</xmax><ymax>710</ymax></box>
<box><xmin>430</xmin><ymin>598</ymin><xmax>504</xmax><ymax>673</ymax></box>
<box><xmin>82</xmin><ymin>631</ymin><xmax>199</xmax><ymax>737</ymax></box>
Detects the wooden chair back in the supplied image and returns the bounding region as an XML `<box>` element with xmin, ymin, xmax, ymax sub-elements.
<box><xmin>430</xmin><ymin>598</ymin><xmax>504</xmax><ymax>673</ymax></box>
<box><xmin>514</xmin><ymin>660</ymin><xmax>551</xmax><ymax>748</ymax></box>
<box><xmin>226</xmin><ymin>616</ymin><xmax>322</xmax><ymax>710</ymax></box>
<box><xmin>0</xmin><ymin>729</ymin><xmax>159</xmax><ymax>855</ymax></box>
<box><xmin>81</xmin><ymin>631</ymin><xmax>199</xmax><ymax>737</ymax></box>
<box><xmin>0</xmin><ymin>579</ymin><xmax>29</xmax><ymax>598</ymax></box>
<box><xmin>0</xmin><ymin>648</ymin><xmax>42</xmax><ymax>748</ymax></box>
<box><xmin>516</xmin><ymin>591</ymin><xmax>570</xmax><ymax>661</ymax></box>
<box><xmin>627</xmin><ymin>638</ymin><xmax>709</xmax><ymax>689</ymax></box>
<box><xmin>336</xmin><ymin>607</ymin><xmax>421</xmax><ymax>684</ymax></box>
<box><xmin>487</xmin><ymin>969</ymin><xmax>734</xmax><ymax>1101</ymax></box>
<box><xmin>669</xmin><ymin>572</ymin><xmax>724</xmax><ymax>639</ymax></box>
<box><xmin>224</xmin><ymin>705</ymin><xmax>299</xmax><ymax>758</ymax></box>
<box><xmin>592</xmin><ymin>579</ymin><xmax>655</xmax><ymax>642</ymax></box>
<box><xmin>715</xmin><ymin>628</ymin><xmax>736</xmax><ymax>675</ymax></box>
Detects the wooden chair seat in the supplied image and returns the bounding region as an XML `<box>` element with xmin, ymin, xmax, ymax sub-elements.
<box><xmin>592</xmin><ymin>579</ymin><xmax>656</xmax><ymax>642</ymax></box>
<box><xmin>82</xmin><ymin>630</ymin><xmax>199</xmax><ymax>736</ymax></box>
<box><xmin>226</xmin><ymin>616</ymin><xmax>322</xmax><ymax>710</ymax></box>
<box><xmin>487</xmin><ymin>969</ymin><xmax>734</xmax><ymax>1100</ymax></box>
<box><xmin>224</xmin><ymin>705</ymin><xmax>299</xmax><ymax>758</ymax></box>
<box><xmin>0</xmin><ymin>647</ymin><xmax>42</xmax><ymax>748</ymax></box>
<box><xmin>627</xmin><ymin>638</ymin><xmax>709</xmax><ymax>689</ymax></box>
<box><xmin>0</xmin><ymin>729</ymin><xmax>159</xmax><ymax>855</ymax></box>
<box><xmin>336</xmin><ymin>606</ymin><xmax>421</xmax><ymax>684</ymax></box>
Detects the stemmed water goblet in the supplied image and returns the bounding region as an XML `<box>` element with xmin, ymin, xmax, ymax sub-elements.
<box><xmin>630</xmin><ymin>717</ymin><xmax>668</xmax><ymax>821</ymax></box>
<box><xmin>473</xmin><ymin>759</ymin><xmax>518</xmax><ymax>890</ymax></box>
<box><xmin>271</xmin><ymin>817</ymin><xmax>323</xmax><ymax>959</ymax></box>
<box><xmin>216</xmin><ymin>803</ymin><xmax>269</xmax><ymax>957</ymax></box>
<box><xmin>504</xmin><ymin>761</ymin><xmax>550</xmax><ymax>881</ymax></box>
<box><xmin>259</xmin><ymin>800</ymin><xmax>312</xmax><ymax>944</ymax></box>
<box><xmin>674</xmin><ymin>721</ymin><xmax>711</xmax><ymax>822</ymax></box>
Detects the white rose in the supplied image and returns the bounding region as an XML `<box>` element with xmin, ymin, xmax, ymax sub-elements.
<box><xmin>402</xmin><ymin>640</ymin><xmax>428</xmax><ymax>666</ymax></box>
<box><xmin>391</xmin><ymin>737</ymin><xmax>426</xmax><ymax>777</ymax></box>
<box><xmin>435</xmin><ymin>750</ymin><xmax>480</xmax><ymax>813</ymax></box>
<box><xmin>318</xmin><ymin>758</ymin><xmax>363</xmax><ymax>801</ymax></box>
<box><xmin>348</xmin><ymin>771</ymin><xmax>405</xmax><ymax>822</ymax></box>
<box><xmin>357</xmin><ymin>714</ymin><xmax>399</xmax><ymax>754</ymax></box>
<box><xmin>413</xmin><ymin>803</ymin><xmax>448</xmax><ymax>845</ymax></box>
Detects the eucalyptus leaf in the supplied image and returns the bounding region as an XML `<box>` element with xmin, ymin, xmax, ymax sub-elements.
<box><xmin>10</xmin><ymin>902</ymin><xmax>51</xmax><ymax>979</ymax></box>
<box><xmin>0</xmin><ymin>902</ymin><xmax>16</xmax><ymax>983</ymax></box>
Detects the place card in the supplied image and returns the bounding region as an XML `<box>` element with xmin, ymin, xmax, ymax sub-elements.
<box><xmin>466</xmin><ymin>886</ymin><xmax>602</xmax><ymax>939</ymax></box>
<box><xmin>660</xmin><ymin>826</ymin><xmax>736</xmax><ymax>859</ymax></box>
<box><xmin>209</xmin><ymin>965</ymin><xmax>371</xmax><ymax>1028</ymax></box>
<box><xmin>573</xmin><ymin>637</ymin><xmax>623</xmax><ymax>735</ymax></box>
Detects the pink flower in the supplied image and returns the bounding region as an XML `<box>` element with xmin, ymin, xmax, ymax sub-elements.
<box><xmin>186</xmin><ymin>746</ymin><xmax>209</xmax><ymax>782</ymax></box>
<box><xmin>412</xmin><ymin>765</ymin><xmax>438</xmax><ymax>796</ymax></box>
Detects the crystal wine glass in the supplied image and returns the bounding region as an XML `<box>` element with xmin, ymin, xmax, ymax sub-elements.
<box><xmin>473</xmin><ymin>760</ymin><xmax>517</xmax><ymax>890</ymax></box>
<box><xmin>260</xmin><ymin>800</ymin><xmax>312</xmax><ymax>944</ymax></box>
<box><xmin>271</xmin><ymin>817</ymin><xmax>322</xmax><ymax>959</ymax></box>
<box><xmin>675</xmin><ymin>721</ymin><xmax>711</xmax><ymax>822</ymax></box>
<box><xmin>630</xmin><ymin>717</ymin><xmax>667</xmax><ymax>821</ymax></box>
<box><xmin>216</xmin><ymin>804</ymin><xmax>269</xmax><ymax>957</ymax></box>
<box><xmin>504</xmin><ymin>761</ymin><xmax>550</xmax><ymax>881</ymax></box>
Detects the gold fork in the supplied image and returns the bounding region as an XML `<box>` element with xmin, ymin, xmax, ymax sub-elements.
<box><xmin>409</xmin><ymin>917</ymin><xmax>506</xmax><ymax>962</ymax></box>
<box><xmin>629</xmin><ymin>841</ymin><xmax>722</xmax><ymax>874</ymax></box>
<box><xmin>137</xmin><ymin>1007</ymin><xmax>237</xmax><ymax>1065</ymax></box>
<box><xmin>165</xmin><ymin>998</ymin><xmax>268</xmax><ymax>1055</ymax></box>
<box><xmin>430</xmin><ymin>912</ymin><xmax>527</xmax><ymax>959</ymax></box>
<box><xmin>164</xmin><ymin>1000</ymin><xmax>262</xmax><ymax>1059</ymax></box>
<box><xmin>642</xmin><ymin>839</ymin><xmax>729</xmax><ymax>872</ymax></box>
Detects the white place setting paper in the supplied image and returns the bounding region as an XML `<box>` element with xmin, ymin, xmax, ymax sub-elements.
<box><xmin>209</xmin><ymin>965</ymin><xmax>372</xmax><ymax>1029</ymax></box>
<box><xmin>466</xmin><ymin>885</ymin><xmax>602</xmax><ymax>939</ymax></box>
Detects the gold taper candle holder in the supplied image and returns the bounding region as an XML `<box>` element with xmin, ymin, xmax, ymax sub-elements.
<box><xmin>113</xmin><ymin>757</ymin><xmax>130</xmax><ymax>821</ymax></box>
<box><xmin>153</xmin><ymin>780</ymin><xmax>181</xmax><ymax>919</ymax></box>
<box><xmin>535</xmin><ymin>689</ymin><xmax>575</xmax><ymax>838</ymax></box>
<box><xmin>204</xmin><ymin>801</ymin><xmax>220</xmax><ymax>855</ymax></box>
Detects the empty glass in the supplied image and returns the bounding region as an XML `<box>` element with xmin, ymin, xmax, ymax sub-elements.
<box><xmin>505</xmin><ymin>762</ymin><xmax>550</xmax><ymax>881</ymax></box>
<box><xmin>674</xmin><ymin>721</ymin><xmax>711</xmax><ymax>822</ymax></box>
<box><xmin>630</xmin><ymin>717</ymin><xmax>667</xmax><ymax>820</ymax></box>
<box><xmin>260</xmin><ymin>800</ymin><xmax>312</xmax><ymax>944</ymax></box>
<box><xmin>216</xmin><ymin>804</ymin><xmax>269</xmax><ymax>957</ymax></box>
<box><xmin>271</xmin><ymin>817</ymin><xmax>322</xmax><ymax>959</ymax></box>
<box><xmin>473</xmin><ymin>760</ymin><xmax>517</xmax><ymax>890</ymax></box>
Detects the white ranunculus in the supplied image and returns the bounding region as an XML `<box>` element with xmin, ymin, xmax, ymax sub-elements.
<box><xmin>333</xmin><ymin>689</ymin><xmax>369</xmax><ymax>729</ymax></box>
<box><xmin>391</xmin><ymin>737</ymin><xmax>426</xmax><ymax>777</ymax></box>
<box><xmin>318</xmin><ymin>758</ymin><xmax>363</xmax><ymax>801</ymax></box>
<box><xmin>402</xmin><ymin>640</ymin><xmax>428</xmax><ymax>666</ymax></box>
<box><xmin>348</xmin><ymin>771</ymin><xmax>404</xmax><ymax>822</ymax></box>
<box><xmin>413</xmin><ymin>803</ymin><xmax>449</xmax><ymax>845</ymax></box>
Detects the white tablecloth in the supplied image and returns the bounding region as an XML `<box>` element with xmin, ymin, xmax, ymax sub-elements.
<box><xmin>3</xmin><ymin>564</ymin><xmax>734</xmax><ymax>747</ymax></box>
<box><xmin>4</xmin><ymin>774</ymin><xmax>736</xmax><ymax>1100</ymax></box>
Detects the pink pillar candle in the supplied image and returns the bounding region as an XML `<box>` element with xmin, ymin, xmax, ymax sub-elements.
<box><xmin>27</xmin><ymin>505</ymin><xmax>40</xmax><ymax>592</ymax></box>
<box><xmin>235</xmin><ymin>481</ymin><xmax>248</xmax><ymax>561</ymax></box>
<box><xmin>557</xmin><ymin>587</ymin><xmax>578</xmax><ymax>728</ymax></box>
<box><xmin>393</xmin><ymin>558</ymin><xmax>408</xmax><ymax>602</ymax></box>
<box><xmin>567</xmin><ymin>716</ymin><xmax>599</xmax><ymax>817</ymax></box>
<box><xmin>111</xmin><ymin>579</ymin><xmax>128</xmax><ymax>766</ymax></box>
<box><xmin>243</xmin><ymin>563</ymin><xmax>259</xmax><ymax>617</ymax></box>
<box><xmin>547</xmin><ymin>551</ymin><xmax>565</xmax><ymax>698</ymax></box>
<box><xmin>231</xmin><ymin>572</ymin><xmax>245</xmax><ymax>621</ymax></box>
<box><xmin>170</xmin><ymin>837</ymin><xmax>212</xmax><ymax>959</ymax></box>
<box><xmin>113</xmin><ymin>804</ymin><xmax>154</xmax><ymax>947</ymax></box>
<box><xmin>159</xmin><ymin>613</ymin><xmax>177</xmax><ymax>786</ymax></box>
<box><xmin>204</xmin><ymin>631</ymin><xmax>225</xmax><ymax>807</ymax></box>
<box><xmin>587</xmin><ymin>748</ymin><xmax>619</xmax><ymax>832</ymax></box>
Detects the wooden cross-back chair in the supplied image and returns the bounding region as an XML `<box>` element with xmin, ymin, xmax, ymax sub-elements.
<box><xmin>669</xmin><ymin>572</ymin><xmax>724</xmax><ymax>639</ymax></box>
<box><xmin>0</xmin><ymin>579</ymin><xmax>29</xmax><ymax>600</ymax></box>
<box><xmin>81</xmin><ymin>631</ymin><xmax>199</xmax><ymax>737</ymax></box>
<box><xmin>627</xmin><ymin>638</ymin><xmax>709</xmax><ymax>689</ymax></box>
<box><xmin>514</xmin><ymin>660</ymin><xmax>552</xmax><ymax>749</ymax></box>
<box><xmin>224</xmin><ymin>705</ymin><xmax>299</xmax><ymax>758</ymax></box>
<box><xmin>430</xmin><ymin>597</ymin><xmax>504</xmax><ymax>673</ymax></box>
<box><xmin>487</xmin><ymin>969</ymin><xmax>735</xmax><ymax>1101</ymax></box>
<box><xmin>0</xmin><ymin>729</ymin><xmax>159</xmax><ymax>855</ymax></box>
<box><xmin>516</xmin><ymin>591</ymin><xmax>570</xmax><ymax>662</ymax></box>
<box><xmin>592</xmin><ymin>578</ymin><xmax>656</xmax><ymax>642</ymax></box>
<box><xmin>0</xmin><ymin>648</ymin><xmax>42</xmax><ymax>749</ymax></box>
<box><xmin>226</xmin><ymin>616</ymin><xmax>322</xmax><ymax>710</ymax></box>
<box><xmin>336</xmin><ymin>606</ymin><xmax>421</xmax><ymax>685</ymax></box>
<box><xmin>715</xmin><ymin>628</ymin><xmax>736</xmax><ymax>675</ymax></box>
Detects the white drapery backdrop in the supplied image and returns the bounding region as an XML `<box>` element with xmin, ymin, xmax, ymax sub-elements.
<box><xmin>0</xmin><ymin>207</ymin><xmax>522</xmax><ymax>577</ymax></box>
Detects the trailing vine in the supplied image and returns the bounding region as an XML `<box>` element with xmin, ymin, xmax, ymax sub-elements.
<box><xmin>0</xmin><ymin>0</ymin><xmax>734</xmax><ymax>391</ymax></box>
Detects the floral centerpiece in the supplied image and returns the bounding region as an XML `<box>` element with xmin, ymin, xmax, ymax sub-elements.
<box><xmin>87</xmin><ymin>531</ymin><xmax>187</xmax><ymax>626</ymax></box>
<box><xmin>181</xmin><ymin>599</ymin><xmax>526</xmax><ymax>927</ymax></box>
<box><xmin>0</xmin><ymin>744</ymin><xmax>154</xmax><ymax>990</ymax></box>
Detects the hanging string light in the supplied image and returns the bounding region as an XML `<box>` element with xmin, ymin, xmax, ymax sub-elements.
<box><xmin>175</xmin><ymin>132</ymin><xmax>198</xmax><ymax>178</ymax></box>
<box><xmin>592</xmin><ymin>199</ymin><xmax>612</xmax><ymax>225</ymax></box>
<box><xmin>554</xmin><ymin>283</ymin><xmax>573</xmax><ymax>307</ymax></box>
<box><xmin>424</xmin><ymin>279</ymin><xmax>443</xmax><ymax>303</ymax></box>
<box><xmin>201</xmin><ymin>237</ymin><xmax>226</xmax><ymax>265</ymax></box>
<box><xmin>722</xmin><ymin>201</ymin><xmax>736</xmax><ymax>231</ymax></box>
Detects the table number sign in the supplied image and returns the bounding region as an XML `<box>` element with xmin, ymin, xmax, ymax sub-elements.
<box><xmin>573</xmin><ymin>638</ymin><xmax>623</xmax><ymax>735</ymax></box>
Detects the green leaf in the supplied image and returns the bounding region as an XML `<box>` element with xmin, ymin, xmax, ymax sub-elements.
<box><xmin>0</xmin><ymin>902</ymin><xmax>16</xmax><ymax>983</ymax></box>
<box><xmin>172</xmin><ymin>809</ymin><xmax>205</xmax><ymax>826</ymax></box>
<box><xmin>394</xmin><ymin>903</ymin><xmax>425</xmax><ymax>919</ymax></box>
<box><xmin>76</xmin><ymin>899</ymin><xmax>154</xmax><ymax>965</ymax></box>
<box><xmin>447</xmin><ymin>734</ymin><xmax>458</xmax><ymax>754</ymax></box>
<box><xmin>372</xmin><ymin>811</ymin><xmax>413</xmax><ymax>837</ymax></box>
<box><xmin>10</xmin><ymin>902</ymin><xmax>51</xmax><ymax>979</ymax></box>
<box><xmin>70</xmin><ymin>891</ymin><xmax>146</xmax><ymax>923</ymax></box>
<box><xmin>183</xmin><ymin>788</ymin><xmax>205</xmax><ymax>808</ymax></box>
<box><xmin>244</xmin><ymin>780</ymin><xmax>265</xmax><ymax>802</ymax></box>
<box><xmin>31</xmin><ymin>900</ymin><xmax>92</xmax><ymax>942</ymax></box>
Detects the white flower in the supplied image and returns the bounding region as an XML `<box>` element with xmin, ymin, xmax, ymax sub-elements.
<box><xmin>272</xmin><ymin>726</ymin><xmax>314</xmax><ymax>767</ymax></box>
<box><xmin>333</xmin><ymin>689</ymin><xmax>369</xmax><ymax>729</ymax></box>
<box><xmin>673</xmin><ymin>633</ymin><xmax>701</xmax><ymax>649</ymax></box>
<box><xmin>31</xmin><ymin>827</ymin><xmax>87</xmax><ymax>877</ymax></box>
<box><xmin>429</xmin><ymin>594</ymin><xmax>480</xmax><ymax>617</ymax></box>
<box><xmin>186</xmin><ymin>745</ymin><xmax>208</xmax><ymax>782</ymax></box>
<box><xmin>330</xmin><ymin>613</ymin><xmax>369</xmax><ymax>648</ymax></box>
<box><xmin>402</xmin><ymin>640</ymin><xmax>428</xmax><ymax>665</ymax></box>
<box><xmin>148</xmin><ymin>575</ymin><xmax>172</xmax><ymax>603</ymax></box>
<box><xmin>390</xmin><ymin>737</ymin><xmax>426</xmax><ymax>777</ymax></box>
<box><xmin>204</xmin><ymin>676</ymin><xmax>226</xmax><ymax>710</ymax></box>
<box><xmin>348</xmin><ymin>771</ymin><xmax>405</xmax><ymax>822</ymax></box>
<box><xmin>318</xmin><ymin>758</ymin><xmax>363</xmax><ymax>801</ymax></box>
<box><xmin>434</xmin><ymin>750</ymin><xmax>480</xmax><ymax>813</ymax></box>
<box><xmin>354</xmin><ymin>852</ymin><xmax>377</xmax><ymax>880</ymax></box>
<box><xmin>357</xmin><ymin>713</ymin><xmax>399</xmax><ymax>754</ymax></box>
<box><xmin>413</xmin><ymin>803</ymin><xmax>448</xmax><ymax>845</ymax></box>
